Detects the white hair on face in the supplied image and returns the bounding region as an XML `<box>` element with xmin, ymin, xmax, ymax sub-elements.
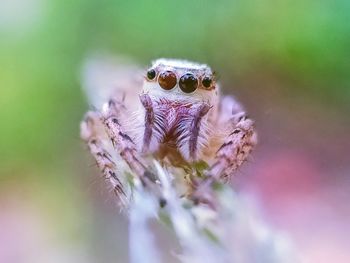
<box><xmin>152</xmin><ymin>58</ymin><xmax>211</xmax><ymax>71</ymax></box>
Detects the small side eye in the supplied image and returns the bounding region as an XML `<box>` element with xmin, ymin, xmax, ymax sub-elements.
<box><xmin>179</xmin><ymin>73</ymin><xmax>198</xmax><ymax>93</ymax></box>
<box><xmin>158</xmin><ymin>71</ymin><xmax>177</xmax><ymax>90</ymax></box>
<box><xmin>146</xmin><ymin>69</ymin><xmax>156</xmax><ymax>80</ymax></box>
<box><xmin>202</xmin><ymin>76</ymin><xmax>212</xmax><ymax>88</ymax></box>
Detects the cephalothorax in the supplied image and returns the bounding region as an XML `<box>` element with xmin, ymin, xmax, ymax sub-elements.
<box><xmin>81</xmin><ymin>58</ymin><xmax>257</xmax><ymax>204</ymax></box>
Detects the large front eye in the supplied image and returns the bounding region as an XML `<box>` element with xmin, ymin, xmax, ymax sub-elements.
<box><xmin>158</xmin><ymin>71</ymin><xmax>177</xmax><ymax>90</ymax></box>
<box><xmin>179</xmin><ymin>73</ymin><xmax>198</xmax><ymax>93</ymax></box>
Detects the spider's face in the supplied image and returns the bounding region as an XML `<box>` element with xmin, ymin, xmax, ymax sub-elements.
<box><xmin>142</xmin><ymin>58</ymin><xmax>218</xmax><ymax>103</ymax></box>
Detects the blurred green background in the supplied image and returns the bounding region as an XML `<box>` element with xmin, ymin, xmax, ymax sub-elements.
<box><xmin>1</xmin><ymin>0</ymin><xmax>349</xmax><ymax>262</ymax></box>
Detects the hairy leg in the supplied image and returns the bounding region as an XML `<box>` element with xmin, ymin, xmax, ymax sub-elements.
<box><xmin>80</xmin><ymin>111</ymin><xmax>128</xmax><ymax>204</ymax></box>
<box><xmin>82</xmin><ymin>99</ymin><xmax>165</xmax><ymax>206</ymax></box>
<box><xmin>193</xmin><ymin>96</ymin><xmax>257</xmax><ymax>203</ymax></box>
<box><xmin>207</xmin><ymin>112</ymin><xmax>257</xmax><ymax>181</ymax></box>
<box><xmin>101</xmin><ymin>99</ymin><xmax>162</xmax><ymax>194</ymax></box>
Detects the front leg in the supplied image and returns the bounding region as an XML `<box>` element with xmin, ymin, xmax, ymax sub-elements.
<box><xmin>193</xmin><ymin>97</ymin><xmax>257</xmax><ymax>203</ymax></box>
<box><xmin>101</xmin><ymin>99</ymin><xmax>156</xmax><ymax>187</ymax></box>
<box><xmin>208</xmin><ymin>113</ymin><xmax>257</xmax><ymax>181</ymax></box>
<box><xmin>80</xmin><ymin>111</ymin><xmax>128</xmax><ymax>205</ymax></box>
<box><xmin>82</xmin><ymin>99</ymin><xmax>165</xmax><ymax>206</ymax></box>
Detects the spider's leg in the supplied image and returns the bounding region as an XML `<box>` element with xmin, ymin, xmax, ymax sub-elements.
<box><xmin>207</xmin><ymin>113</ymin><xmax>257</xmax><ymax>181</ymax></box>
<box><xmin>80</xmin><ymin>111</ymin><xmax>128</xmax><ymax>205</ymax></box>
<box><xmin>193</xmin><ymin>96</ymin><xmax>257</xmax><ymax>203</ymax></box>
<box><xmin>101</xmin><ymin>99</ymin><xmax>159</xmax><ymax>189</ymax></box>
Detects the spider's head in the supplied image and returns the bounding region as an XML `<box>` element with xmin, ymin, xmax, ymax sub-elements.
<box><xmin>142</xmin><ymin>58</ymin><xmax>218</xmax><ymax>103</ymax></box>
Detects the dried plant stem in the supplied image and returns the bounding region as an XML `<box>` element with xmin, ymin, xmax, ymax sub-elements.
<box><xmin>126</xmin><ymin>161</ymin><xmax>300</xmax><ymax>263</ymax></box>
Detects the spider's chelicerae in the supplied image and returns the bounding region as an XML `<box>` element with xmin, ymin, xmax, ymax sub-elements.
<box><xmin>80</xmin><ymin>58</ymin><xmax>257</xmax><ymax>204</ymax></box>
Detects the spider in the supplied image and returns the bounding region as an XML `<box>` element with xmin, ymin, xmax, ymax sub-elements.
<box><xmin>80</xmin><ymin>58</ymin><xmax>257</xmax><ymax>205</ymax></box>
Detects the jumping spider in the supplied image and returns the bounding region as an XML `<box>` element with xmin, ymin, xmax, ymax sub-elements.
<box><xmin>80</xmin><ymin>58</ymin><xmax>257</xmax><ymax>205</ymax></box>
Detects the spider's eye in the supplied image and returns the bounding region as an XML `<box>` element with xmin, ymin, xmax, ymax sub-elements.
<box><xmin>202</xmin><ymin>76</ymin><xmax>212</xmax><ymax>88</ymax></box>
<box><xmin>146</xmin><ymin>69</ymin><xmax>156</xmax><ymax>80</ymax></box>
<box><xmin>158</xmin><ymin>71</ymin><xmax>177</xmax><ymax>90</ymax></box>
<box><xmin>179</xmin><ymin>73</ymin><xmax>198</xmax><ymax>93</ymax></box>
